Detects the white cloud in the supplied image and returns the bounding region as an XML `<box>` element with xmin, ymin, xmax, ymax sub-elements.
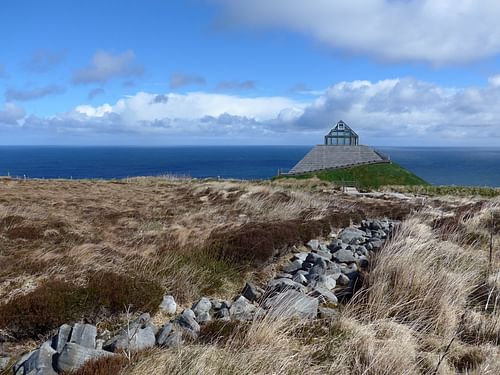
<box><xmin>0</xmin><ymin>103</ymin><xmax>25</xmax><ymax>125</ymax></box>
<box><xmin>72</xmin><ymin>50</ymin><xmax>144</xmax><ymax>84</ymax></box>
<box><xmin>7</xmin><ymin>78</ymin><xmax>500</xmax><ymax>145</ymax></box>
<box><xmin>488</xmin><ymin>75</ymin><xmax>500</xmax><ymax>87</ymax></box>
<box><xmin>214</xmin><ymin>0</ymin><xmax>500</xmax><ymax>65</ymax></box>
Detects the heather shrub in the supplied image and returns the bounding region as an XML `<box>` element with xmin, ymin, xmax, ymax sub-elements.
<box><xmin>0</xmin><ymin>272</ymin><xmax>163</xmax><ymax>340</ymax></box>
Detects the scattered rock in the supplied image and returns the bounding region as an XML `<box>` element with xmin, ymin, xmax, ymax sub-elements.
<box><xmin>159</xmin><ymin>295</ymin><xmax>177</xmax><ymax>314</ymax></box>
<box><xmin>192</xmin><ymin>297</ymin><xmax>212</xmax><ymax>321</ymax></box>
<box><xmin>333</xmin><ymin>249</ymin><xmax>357</xmax><ymax>263</ymax></box>
<box><xmin>52</xmin><ymin>324</ymin><xmax>72</xmax><ymax>353</ymax></box>
<box><xmin>69</xmin><ymin>323</ymin><xmax>97</xmax><ymax>349</ymax></box>
<box><xmin>156</xmin><ymin>323</ymin><xmax>187</xmax><ymax>347</ymax></box>
<box><xmin>339</xmin><ymin>227</ymin><xmax>367</xmax><ymax>245</ymax></box>
<box><xmin>176</xmin><ymin>309</ymin><xmax>201</xmax><ymax>339</ymax></box>
<box><xmin>283</xmin><ymin>259</ymin><xmax>303</xmax><ymax>273</ymax></box>
<box><xmin>268</xmin><ymin>278</ymin><xmax>307</xmax><ymax>294</ymax></box>
<box><xmin>229</xmin><ymin>296</ymin><xmax>256</xmax><ymax>321</ymax></box>
<box><xmin>307</xmin><ymin>239</ymin><xmax>320</xmax><ymax>251</ymax></box>
<box><xmin>264</xmin><ymin>290</ymin><xmax>319</xmax><ymax>319</ymax></box>
<box><xmin>0</xmin><ymin>357</ymin><xmax>10</xmax><ymax>372</ymax></box>
<box><xmin>312</xmin><ymin>287</ymin><xmax>338</xmax><ymax>305</ymax></box>
<box><xmin>57</xmin><ymin>343</ymin><xmax>113</xmax><ymax>373</ymax></box>
<box><xmin>241</xmin><ymin>282</ymin><xmax>264</xmax><ymax>302</ymax></box>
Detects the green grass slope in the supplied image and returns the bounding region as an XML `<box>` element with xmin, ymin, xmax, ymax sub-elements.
<box><xmin>278</xmin><ymin>162</ymin><xmax>428</xmax><ymax>190</ymax></box>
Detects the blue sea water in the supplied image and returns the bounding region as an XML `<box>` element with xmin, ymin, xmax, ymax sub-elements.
<box><xmin>0</xmin><ymin>146</ymin><xmax>499</xmax><ymax>187</ymax></box>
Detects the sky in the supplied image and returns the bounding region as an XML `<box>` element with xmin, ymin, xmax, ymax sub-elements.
<box><xmin>1</xmin><ymin>0</ymin><xmax>500</xmax><ymax>146</ymax></box>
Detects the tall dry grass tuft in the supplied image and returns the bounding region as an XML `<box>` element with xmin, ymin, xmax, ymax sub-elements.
<box><xmin>129</xmin><ymin>308</ymin><xmax>316</xmax><ymax>375</ymax></box>
<box><xmin>352</xmin><ymin>217</ymin><xmax>482</xmax><ymax>337</ymax></box>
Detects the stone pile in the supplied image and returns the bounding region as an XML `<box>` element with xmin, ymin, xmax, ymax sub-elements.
<box><xmin>10</xmin><ymin>219</ymin><xmax>397</xmax><ymax>374</ymax></box>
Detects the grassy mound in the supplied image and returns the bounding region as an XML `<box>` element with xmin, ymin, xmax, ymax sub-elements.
<box><xmin>278</xmin><ymin>162</ymin><xmax>428</xmax><ymax>189</ymax></box>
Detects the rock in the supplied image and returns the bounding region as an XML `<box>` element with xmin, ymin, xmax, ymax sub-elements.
<box><xmin>305</xmin><ymin>252</ymin><xmax>321</xmax><ymax>264</ymax></box>
<box><xmin>13</xmin><ymin>341</ymin><xmax>57</xmax><ymax>375</ymax></box>
<box><xmin>309</xmin><ymin>262</ymin><xmax>326</xmax><ymax>277</ymax></box>
<box><xmin>339</xmin><ymin>227</ymin><xmax>367</xmax><ymax>245</ymax></box>
<box><xmin>229</xmin><ymin>296</ymin><xmax>256</xmax><ymax>321</ymax></box>
<box><xmin>192</xmin><ymin>297</ymin><xmax>212</xmax><ymax>318</ymax></box>
<box><xmin>301</xmin><ymin>261</ymin><xmax>314</xmax><ymax>270</ymax></box>
<box><xmin>312</xmin><ymin>287</ymin><xmax>338</xmax><ymax>305</ymax></box>
<box><xmin>52</xmin><ymin>324</ymin><xmax>72</xmax><ymax>353</ymax></box>
<box><xmin>318</xmin><ymin>307</ymin><xmax>339</xmax><ymax>320</ymax></box>
<box><xmin>214</xmin><ymin>307</ymin><xmax>230</xmax><ymax>320</ymax></box>
<box><xmin>293</xmin><ymin>252</ymin><xmax>309</xmax><ymax>262</ymax></box>
<box><xmin>177</xmin><ymin>309</ymin><xmax>201</xmax><ymax>339</ymax></box>
<box><xmin>333</xmin><ymin>249</ymin><xmax>357</xmax><ymax>263</ymax></box>
<box><xmin>264</xmin><ymin>290</ymin><xmax>318</xmax><ymax>319</ymax></box>
<box><xmin>159</xmin><ymin>295</ymin><xmax>177</xmax><ymax>314</ymax></box>
<box><xmin>325</xmin><ymin>263</ymin><xmax>342</xmax><ymax>279</ymax></box>
<box><xmin>69</xmin><ymin>323</ymin><xmax>97</xmax><ymax>349</ymax></box>
<box><xmin>319</xmin><ymin>275</ymin><xmax>336</xmax><ymax>290</ymax></box>
<box><xmin>356</xmin><ymin>256</ymin><xmax>369</xmax><ymax>268</ymax></box>
<box><xmin>57</xmin><ymin>343</ymin><xmax>113</xmax><ymax>373</ymax></box>
<box><xmin>156</xmin><ymin>323</ymin><xmax>174</xmax><ymax>346</ymax></box>
<box><xmin>105</xmin><ymin>324</ymin><xmax>156</xmax><ymax>352</ymax></box>
<box><xmin>268</xmin><ymin>278</ymin><xmax>307</xmax><ymax>294</ymax></box>
<box><xmin>316</xmin><ymin>250</ymin><xmax>332</xmax><ymax>261</ymax></box>
<box><xmin>356</xmin><ymin>246</ymin><xmax>368</xmax><ymax>257</ymax></box>
<box><xmin>292</xmin><ymin>272</ymin><xmax>308</xmax><ymax>285</ymax></box>
<box><xmin>0</xmin><ymin>357</ymin><xmax>10</xmax><ymax>372</ymax></box>
<box><xmin>162</xmin><ymin>330</ymin><xmax>183</xmax><ymax>348</ymax></box>
<box><xmin>241</xmin><ymin>282</ymin><xmax>264</xmax><ymax>302</ymax></box>
<box><xmin>370</xmin><ymin>220</ymin><xmax>383</xmax><ymax>230</ymax></box>
<box><xmin>318</xmin><ymin>243</ymin><xmax>329</xmax><ymax>252</ymax></box>
<box><xmin>369</xmin><ymin>238</ymin><xmax>384</xmax><ymax>250</ymax></box>
<box><xmin>306</xmin><ymin>239</ymin><xmax>320</xmax><ymax>251</ymax></box>
<box><xmin>337</xmin><ymin>273</ymin><xmax>350</xmax><ymax>286</ymax></box>
<box><xmin>276</xmin><ymin>272</ymin><xmax>293</xmax><ymax>279</ymax></box>
<box><xmin>283</xmin><ymin>259</ymin><xmax>303</xmax><ymax>274</ymax></box>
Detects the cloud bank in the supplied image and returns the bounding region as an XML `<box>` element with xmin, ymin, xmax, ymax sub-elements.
<box><xmin>3</xmin><ymin>77</ymin><xmax>500</xmax><ymax>145</ymax></box>
<box><xmin>214</xmin><ymin>0</ymin><xmax>500</xmax><ymax>65</ymax></box>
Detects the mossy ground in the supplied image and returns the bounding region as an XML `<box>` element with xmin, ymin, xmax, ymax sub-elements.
<box><xmin>277</xmin><ymin>162</ymin><xmax>428</xmax><ymax>190</ymax></box>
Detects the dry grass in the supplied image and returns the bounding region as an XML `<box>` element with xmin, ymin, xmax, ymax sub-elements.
<box><xmin>1</xmin><ymin>178</ymin><xmax>499</xmax><ymax>374</ymax></box>
<box><xmin>126</xmin><ymin>200</ymin><xmax>500</xmax><ymax>375</ymax></box>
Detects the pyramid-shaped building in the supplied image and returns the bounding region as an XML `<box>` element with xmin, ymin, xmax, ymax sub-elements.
<box><xmin>288</xmin><ymin>121</ymin><xmax>389</xmax><ymax>175</ymax></box>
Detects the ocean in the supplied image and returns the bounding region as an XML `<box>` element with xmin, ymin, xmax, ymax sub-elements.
<box><xmin>0</xmin><ymin>146</ymin><xmax>499</xmax><ymax>187</ymax></box>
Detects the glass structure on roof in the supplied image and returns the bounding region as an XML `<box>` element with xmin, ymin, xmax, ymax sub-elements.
<box><xmin>324</xmin><ymin>120</ymin><xmax>359</xmax><ymax>145</ymax></box>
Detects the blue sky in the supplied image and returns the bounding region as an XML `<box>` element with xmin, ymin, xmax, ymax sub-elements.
<box><xmin>1</xmin><ymin>0</ymin><xmax>500</xmax><ymax>146</ymax></box>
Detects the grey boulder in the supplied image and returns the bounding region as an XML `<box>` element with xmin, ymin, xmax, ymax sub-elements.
<box><xmin>241</xmin><ymin>282</ymin><xmax>264</xmax><ymax>302</ymax></box>
<box><xmin>312</xmin><ymin>287</ymin><xmax>338</xmax><ymax>305</ymax></box>
<box><xmin>263</xmin><ymin>290</ymin><xmax>318</xmax><ymax>319</ymax></box>
<box><xmin>229</xmin><ymin>296</ymin><xmax>256</xmax><ymax>321</ymax></box>
<box><xmin>159</xmin><ymin>295</ymin><xmax>177</xmax><ymax>314</ymax></box>
<box><xmin>56</xmin><ymin>343</ymin><xmax>113</xmax><ymax>373</ymax></box>
<box><xmin>69</xmin><ymin>323</ymin><xmax>97</xmax><ymax>349</ymax></box>
<box><xmin>333</xmin><ymin>249</ymin><xmax>357</xmax><ymax>263</ymax></box>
